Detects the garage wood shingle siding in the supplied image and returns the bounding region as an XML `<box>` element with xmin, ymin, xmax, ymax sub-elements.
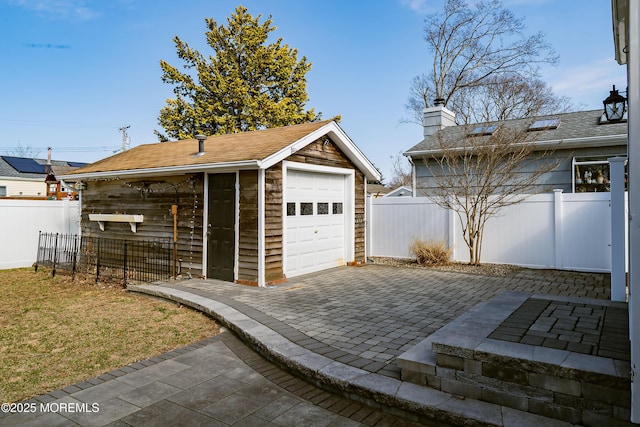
<box><xmin>65</xmin><ymin>121</ymin><xmax>379</xmax><ymax>286</ymax></box>
<box><xmin>238</xmin><ymin>170</ymin><xmax>259</xmax><ymax>283</ymax></box>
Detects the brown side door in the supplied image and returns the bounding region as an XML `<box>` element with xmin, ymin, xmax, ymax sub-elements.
<box><xmin>207</xmin><ymin>173</ymin><xmax>236</xmax><ymax>281</ymax></box>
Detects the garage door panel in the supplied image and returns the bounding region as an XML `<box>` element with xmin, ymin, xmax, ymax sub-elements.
<box><xmin>285</xmin><ymin>229</ymin><xmax>298</xmax><ymax>245</ymax></box>
<box><xmin>298</xmin><ymin>253</ymin><xmax>318</xmax><ymax>270</ymax></box>
<box><xmin>297</xmin><ymin>226</ymin><xmax>316</xmax><ymax>242</ymax></box>
<box><xmin>285</xmin><ymin>170</ymin><xmax>347</xmax><ymax>277</ymax></box>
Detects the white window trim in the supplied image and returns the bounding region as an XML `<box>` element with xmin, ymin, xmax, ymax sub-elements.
<box><xmin>572</xmin><ymin>155</ymin><xmax>624</xmax><ymax>192</ymax></box>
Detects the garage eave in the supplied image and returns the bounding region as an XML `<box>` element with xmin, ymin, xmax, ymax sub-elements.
<box><xmin>60</xmin><ymin>160</ymin><xmax>261</xmax><ymax>180</ymax></box>
<box><xmin>260</xmin><ymin>121</ymin><xmax>382</xmax><ymax>182</ymax></box>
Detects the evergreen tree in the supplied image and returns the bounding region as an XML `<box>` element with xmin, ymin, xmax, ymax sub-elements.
<box><xmin>157</xmin><ymin>6</ymin><xmax>316</xmax><ymax>140</ymax></box>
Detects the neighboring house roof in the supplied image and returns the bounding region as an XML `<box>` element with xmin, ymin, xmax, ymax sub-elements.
<box><xmin>367</xmin><ymin>184</ymin><xmax>391</xmax><ymax>197</ymax></box>
<box><xmin>63</xmin><ymin>120</ymin><xmax>381</xmax><ymax>182</ymax></box>
<box><xmin>0</xmin><ymin>155</ymin><xmax>88</xmax><ymax>180</ymax></box>
<box><xmin>405</xmin><ymin>110</ymin><xmax>628</xmax><ymax>157</ymax></box>
<box><xmin>384</xmin><ymin>186</ymin><xmax>413</xmax><ymax>197</ymax></box>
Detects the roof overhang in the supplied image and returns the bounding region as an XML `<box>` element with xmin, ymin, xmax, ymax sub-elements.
<box><xmin>404</xmin><ymin>134</ymin><xmax>628</xmax><ymax>158</ymax></box>
<box><xmin>0</xmin><ymin>176</ymin><xmax>47</xmax><ymax>182</ymax></box>
<box><xmin>61</xmin><ymin>121</ymin><xmax>381</xmax><ymax>183</ymax></box>
<box><xmin>61</xmin><ymin>160</ymin><xmax>261</xmax><ymax>180</ymax></box>
<box><xmin>612</xmin><ymin>0</ymin><xmax>629</xmax><ymax>64</ymax></box>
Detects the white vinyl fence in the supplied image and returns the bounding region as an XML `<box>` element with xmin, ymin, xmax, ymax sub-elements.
<box><xmin>0</xmin><ymin>199</ymin><xmax>81</xmax><ymax>269</ymax></box>
<box><xmin>367</xmin><ymin>191</ymin><xmax>626</xmax><ymax>273</ymax></box>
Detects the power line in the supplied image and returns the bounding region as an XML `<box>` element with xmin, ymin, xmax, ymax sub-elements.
<box><xmin>0</xmin><ymin>118</ymin><xmax>122</xmax><ymax>129</ymax></box>
<box><xmin>1</xmin><ymin>146</ymin><xmax>121</xmax><ymax>153</ymax></box>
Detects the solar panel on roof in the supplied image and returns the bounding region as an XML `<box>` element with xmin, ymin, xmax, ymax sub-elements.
<box><xmin>67</xmin><ymin>162</ymin><xmax>88</xmax><ymax>168</ymax></box>
<box><xmin>1</xmin><ymin>156</ymin><xmax>46</xmax><ymax>173</ymax></box>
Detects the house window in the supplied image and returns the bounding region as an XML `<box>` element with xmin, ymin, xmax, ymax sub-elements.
<box><xmin>300</xmin><ymin>202</ymin><xmax>313</xmax><ymax>215</ymax></box>
<box><xmin>0</xmin><ymin>186</ymin><xmax>6</xmax><ymax>197</ymax></box>
<box><xmin>317</xmin><ymin>203</ymin><xmax>329</xmax><ymax>215</ymax></box>
<box><xmin>332</xmin><ymin>202</ymin><xmax>343</xmax><ymax>214</ymax></box>
<box><xmin>286</xmin><ymin>202</ymin><xmax>296</xmax><ymax>216</ymax></box>
<box><xmin>573</xmin><ymin>156</ymin><xmax>627</xmax><ymax>192</ymax></box>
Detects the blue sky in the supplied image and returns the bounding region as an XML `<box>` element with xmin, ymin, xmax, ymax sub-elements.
<box><xmin>0</xmin><ymin>0</ymin><xmax>627</xmax><ymax>182</ymax></box>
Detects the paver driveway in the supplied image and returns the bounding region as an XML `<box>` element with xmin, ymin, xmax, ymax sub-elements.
<box><xmin>165</xmin><ymin>264</ymin><xmax>610</xmax><ymax>379</ymax></box>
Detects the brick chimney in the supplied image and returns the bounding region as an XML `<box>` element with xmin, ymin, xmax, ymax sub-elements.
<box><xmin>423</xmin><ymin>98</ymin><xmax>456</xmax><ymax>138</ymax></box>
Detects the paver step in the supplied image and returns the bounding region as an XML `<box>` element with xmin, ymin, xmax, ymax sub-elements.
<box><xmin>397</xmin><ymin>291</ymin><xmax>634</xmax><ymax>426</ymax></box>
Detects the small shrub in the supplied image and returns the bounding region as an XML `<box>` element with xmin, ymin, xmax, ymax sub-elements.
<box><xmin>410</xmin><ymin>239</ymin><xmax>452</xmax><ymax>266</ymax></box>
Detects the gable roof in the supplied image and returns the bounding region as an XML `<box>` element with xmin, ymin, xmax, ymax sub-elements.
<box><xmin>63</xmin><ymin>120</ymin><xmax>381</xmax><ymax>181</ymax></box>
<box><xmin>367</xmin><ymin>183</ymin><xmax>391</xmax><ymax>196</ymax></box>
<box><xmin>384</xmin><ymin>186</ymin><xmax>413</xmax><ymax>197</ymax></box>
<box><xmin>405</xmin><ymin>110</ymin><xmax>628</xmax><ymax>157</ymax></box>
<box><xmin>0</xmin><ymin>155</ymin><xmax>88</xmax><ymax>180</ymax></box>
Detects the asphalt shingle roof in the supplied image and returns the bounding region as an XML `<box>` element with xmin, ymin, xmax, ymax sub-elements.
<box><xmin>65</xmin><ymin>120</ymin><xmax>334</xmax><ymax>176</ymax></box>
<box><xmin>405</xmin><ymin>110</ymin><xmax>628</xmax><ymax>155</ymax></box>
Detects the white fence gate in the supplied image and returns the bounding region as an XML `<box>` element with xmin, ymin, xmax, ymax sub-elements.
<box><xmin>0</xmin><ymin>199</ymin><xmax>81</xmax><ymax>269</ymax></box>
<box><xmin>367</xmin><ymin>191</ymin><xmax>626</xmax><ymax>273</ymax></box>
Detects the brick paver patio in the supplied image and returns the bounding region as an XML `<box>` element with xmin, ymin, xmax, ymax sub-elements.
<box><xmin>164</xmin><ymin>264</ymin><xmax>611</xmax><ymax>379</ymax></box>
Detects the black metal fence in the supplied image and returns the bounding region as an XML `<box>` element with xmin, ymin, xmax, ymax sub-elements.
<box><xmin>35</xmin><ymin>232</ymin><xmax>172</xmax><ymax>285</ymax></box>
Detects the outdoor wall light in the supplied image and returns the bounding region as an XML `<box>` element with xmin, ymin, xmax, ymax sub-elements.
<box><xmin>603</xmin><ymin>85</ymin><xmax>627</xmax><ymax>122</ymax></box>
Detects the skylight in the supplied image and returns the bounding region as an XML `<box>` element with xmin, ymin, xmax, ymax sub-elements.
<box><xmin>67</xmin><ymin>161</ymin><xmax>88</xmax><ymax>168</ymax></box>
<box><xmin>468</xmin><ymin>125</ymin><xmax>497</xmax><ymax>136</ymax></box>
<box><xmin>528</xmin><ymin>118</ymin><xmax>560</xmax><ymax>131</ymax></box>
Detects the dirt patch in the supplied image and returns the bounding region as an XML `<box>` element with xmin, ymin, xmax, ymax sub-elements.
<box><xmin>369</xmin><ymin>257</ymin><xmax>523</xmax><ymax>277</ymax></box>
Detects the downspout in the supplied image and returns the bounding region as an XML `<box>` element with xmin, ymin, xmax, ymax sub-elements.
<box><xmin>257</xmin><ymin>168</ymin><xmax>266</xmax><ymax>287</ymax></box>
<box><xmin>628</xmin><ymin>0</ymin><xmax>640</xmax><ymax>421</ymax></box>
<box><xmin>407</xmin><ymin>155</ymin><xmax>416</xmax><ymax>197</ymax></box>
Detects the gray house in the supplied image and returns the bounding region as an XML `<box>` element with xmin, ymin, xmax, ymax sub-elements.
<box><xmin>404</xmin><ymin>103</ymin><xmax>628</xmax><ymax>195</ymax></box>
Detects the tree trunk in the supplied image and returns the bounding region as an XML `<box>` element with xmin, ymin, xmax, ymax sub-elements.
<box><xmin>467</xmin><ymin>234</ymin><xmax>477</xmax><ymax>264</ymax></box>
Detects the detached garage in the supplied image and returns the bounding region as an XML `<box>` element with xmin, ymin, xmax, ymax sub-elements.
<box><xmin>63</xmin><ymin>120</ymin><xmax>380</xmax><ymax>286</ymax></box>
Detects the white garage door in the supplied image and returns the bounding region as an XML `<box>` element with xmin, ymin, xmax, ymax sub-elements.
<box><xmin>285</xmin><ymin>170</ymin><xmax>346</xmax><ymax>277</ymax></box>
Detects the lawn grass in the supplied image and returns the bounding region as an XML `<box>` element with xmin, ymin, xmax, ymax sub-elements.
<box><xmin>0</xmin><ymin>268</ymin><xmax>220</xmax><ymax>403</ymax></box>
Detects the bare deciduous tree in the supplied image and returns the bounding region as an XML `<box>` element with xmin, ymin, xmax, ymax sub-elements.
<box><xmin>421</xmin><ymin>125</ymin><xmax>562</xmax><ymax>264</ymax></box>
<box><xmin>404</xmin><ymin>0</ymin><xmax>564</xmax><ymax>125</ymax></box>
<box><xmin>446</xmin><ymin>74</ymin><xmax>573</xmax><ymax>124</ymax></box>
<box><xmin>5</xmin><ymin>143</ymin><xmax>41</xmax><ymax>158</ymax></box>
<box><xmin>388</xmin><ymin>152</ymin><xmax>412</xmax><ymax>189</ymax></box>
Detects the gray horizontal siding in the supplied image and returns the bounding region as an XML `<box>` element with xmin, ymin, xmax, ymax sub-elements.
<box><xmin>414</xmin><ymin>145</ymin><xmax>627</xmax><ymax>195</ymax></box>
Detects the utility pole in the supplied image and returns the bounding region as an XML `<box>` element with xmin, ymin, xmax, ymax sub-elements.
<box><xmin>117</xmin><ymin>125</ymin><xmax>131</xmax><ymax>152</ymax></box>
